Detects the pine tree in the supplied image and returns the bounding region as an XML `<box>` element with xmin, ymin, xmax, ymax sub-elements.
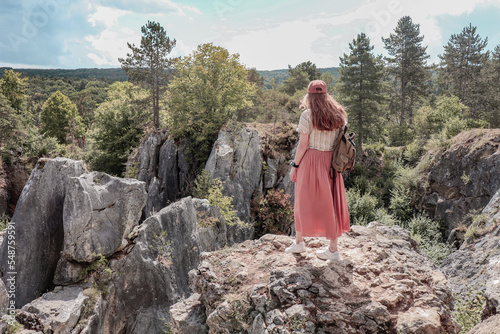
<box><xmin>119</xmin><ymin>21</ymin><xmax>176</xmax><ymax>129</ymax></box>
<box><xmin>439</xmin><ymin>24</ymin><xmax>489</xmax><ymax>117</ymax></box>
<box><xmin>382</xmin><ymin>16</ymin><xmax>430</xmax><ymax>125</ymax></box>
<box><xmin>338</xmin><ymin>33</ymin><xmax>384</xmax><ymax>153</ymax></box>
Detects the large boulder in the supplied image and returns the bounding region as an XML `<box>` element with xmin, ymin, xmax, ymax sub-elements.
<box><xmin>98</xmin><ymin>197</ymin><xmax>251</xmax><ymax>334</ymax></box>
<box><xmin>176</xmin><ymin>223</ymin><xmax>459</xmax><ymax>333</ymax></box>
<box><xmin>60</xmin><ymin>172</ymin><xmax>146</xmax><ymax>262</ymax></box>
<box><xmin>0</xmin><ymin>158</ymin><xmax>87</xmax><ymax>307</ymax></box>
<box><xmin>16</xmin><ymin>286</ymin><xmax>88</xmax><ymax>334</ymax></box>
<box><xmin>421</xmin><ymin>129</ymin><xmax>500</xmax><ymax>231</ymax></box>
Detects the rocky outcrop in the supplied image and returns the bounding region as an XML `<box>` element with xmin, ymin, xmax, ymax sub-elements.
<box><xmin>16</xmin><ymin>286</ymin><xmax>88</xmax><ymax>333</ymax></box>
<box><xmin>171</xmin><ymin>223</ymin><xmax>459</xmax><ymax>333</ymax></box>
<box><xmin>134</xmin><ymin>131</ymin><xmax>191</xmax><ymax>219</ymax></box>
<box><xmin>440</xmin><ymin>186</ymin><xmax>500</xmax><ymax>327</ymax></box>
<box><xmin>205</xmin><ymin>122</ymin><xmax>297</xmax><ymax>226</ymax></box>
<box><xmin>0</xmin><ymin>158</ymin><xmax>87</xmax><ymax>307</ymax></box>
<box><xmin>421</xmin><ymin>129</ymin><xmax>500</xmax><ymax>231</ymax></box>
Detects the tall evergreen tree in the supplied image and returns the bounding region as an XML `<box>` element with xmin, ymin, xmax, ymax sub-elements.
<box><xmin>338</xmin><ymin>33</ymin><xmax>384</xmax><ymax>153</ymax></box>
<box><xmin>439</xmin><ymin>24</ymin><xmax>489</xmax><ymax>117</ymax></box>
<box><xmin>382</xmin><ymin>16</ymin><xmax>429</xmax><ymax>125</ymax></box>
<box><xmin>119</xmin><ymin>21</ymin><xmax>176</xmax><ymax>129</ymax></box>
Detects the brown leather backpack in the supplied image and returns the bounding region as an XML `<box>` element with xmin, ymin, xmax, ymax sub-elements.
<box><xmin>330</xmin><ymin>126</ymin><xmax>356</xmax><ymax>178</ymax></box>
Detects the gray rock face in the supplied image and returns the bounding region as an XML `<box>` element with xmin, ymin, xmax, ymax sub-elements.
<box><xmin>17</xmin><ymin>286</ymin><xmax>88</xmax><ymax>334</ymax></box>
<box><xmin>61</xmin><ymin>172</ymin><xmax>146</xmax><ymax>263</ymax></box>
<box><xmin>99</xmin><ymin>196</ymin><xmax>247</xmax><ymax>334</ymax></box>
<box><xmin>136</xmin><ymin>131</ymin><xmax>190</xmax><ymax>219</ymax></box>
<box><xmin>422</xmin><ymin>129</ymin><xmax>500</xmax><ymax>230</ymax></box>
<box><xmin>169</xmin><ymin>293</ymin><xmax>207</xmax><ymax>334</ymax></box>
<box><xmin>0</xmin><ymin>158</ymin><xmax>87</xmax><ymax>307</ymax></box>
<box><xmin>205</xmin><ymin>125</ymin><xmax>262</xmax><ymax>224</ymax></box>
<box><xmin>440</xmin><ymin>185</ymin><xmax>500</xmax><ymax>329</ymax></box>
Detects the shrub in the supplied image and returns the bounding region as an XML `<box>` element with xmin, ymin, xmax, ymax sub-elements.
<box><xmin>192</xmin><ymin>170</ymin><xmax>245</xmax><ymax>227</ymax></box>
<box><xmin>346</xmin><ymin>189</ymin><xmax>378</xmax><ymax>225</ymax></box>
<box><xmin>454</xmin><ymin>287</ymin><xmax>486</xmax><ymax>334</ymax></box>
<box><xmin>256</xmin><ymin>189</ymin><xmax>293</xmax><ymax>236</ymax></box>
<box><xmin>407</xmin><ymin>214</ymin><xmax>453</xmax><ymax>265</ymax></box>
<box><xmin>373</xmin><ymin>207</ymin><xmax>397</xmax><ymax>226</ymax></box>
<box><xmin>0</xmin><ymin>213</ymin><xmax>9</xmax><ymax>230</ymax></box>
<box><xmin>389</xmin><ymin>185</ymin><xmax>413</xmax><ymax>222</ymax></box>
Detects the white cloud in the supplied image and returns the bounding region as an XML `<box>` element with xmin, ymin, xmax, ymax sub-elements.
<box><xmin>87</xmin><ymin>5</ymin><xmax>129</xmax><ymax>28</ymax></box>
<box><xmin>219</xmin><ymin>0</ymin><xmax>500</xmax><ymax>69</ymax></box>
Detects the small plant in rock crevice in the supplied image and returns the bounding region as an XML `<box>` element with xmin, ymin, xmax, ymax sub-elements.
<box><xmin>255</xmin><ymin>188</ymin><xmax>293</xmax><ymax>237</ymax></box>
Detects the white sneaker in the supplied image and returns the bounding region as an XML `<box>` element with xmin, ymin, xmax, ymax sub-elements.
<box><xmin>285</xmin><ymin>240</ymin><xmax>306</xmax><ymax>253</ymax></box>
<box><xmin>316</xmin><ymin>248</ymin><xmax>340</xmax><ymax>261</ymax></box>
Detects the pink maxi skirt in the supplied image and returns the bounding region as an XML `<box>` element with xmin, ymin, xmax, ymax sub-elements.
<box><xmin>294</xmin><ymin>149</ymin><xmax>350</xmax><ymax>240</ymax></box>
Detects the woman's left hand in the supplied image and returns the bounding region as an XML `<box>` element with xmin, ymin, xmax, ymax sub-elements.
<box><xmin>289</xmin><ymin>167</ymin><xmax>297</xmax><ymax>183</ymax></box>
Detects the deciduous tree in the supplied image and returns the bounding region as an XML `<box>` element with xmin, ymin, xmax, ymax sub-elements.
<box><xmin>167</xmin><ymin>43</ymin><xmax>255</xmax><ymax>165</ymax></box>
<box><xmin>41</xmin><ymin>91</ymin><xmax>84</xmax><ymax>145</ymax></box>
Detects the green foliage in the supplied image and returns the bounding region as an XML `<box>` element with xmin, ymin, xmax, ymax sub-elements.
<box><xmin>407</xmin><ymin>214</ymin><xmax>453</xmax><ymax>265</ymax></box>
<box><xmin>149</xmin><ymin>230</ymin><xmax>173</xmax><ymax>265</ymax></box>
<box><xmin>193</xmin><ymin>171</ymin><xmax>245</xmax><ymax>227</ymax></box>
<box><xmin>383</xmin><ymin>16</ymin><xmax>430</xmax><ymax>125</ymax></box>
<box><xmin>389</xmin><ymin>164</ymin><xmax>421</xmax><ymax>222</ymax></box>
<box><xmin>79</xmin><ymin>253</ymin><xmax>113</xmax><ymax>295</ymax></box>
<box><xmin>454</xmin><ymin>287</ymin><xmax>486</xmax><ymax>333</ymax></box>
<box><xmin>255</xmin><ymin>189</ymin><xmax>293</xmax><ymax>236</ymax></box>
<box><xmin>85</xmin><ymin>82</ymin><xmax>149</xmax><ymax>176</ymax></box>
<box><xmin>339</xmin><ymin>33</ymin><xmax>384</xmax><ymax>152</ymax></box>
<box><xmin>192</xmin><ymin>169</ymin><xmax>212</xmax><ymax>199</ymax></box>
<box><xmin>0</xmin><ymin>93</ymin><xmax>24</xmax><ymax>148</ymax></box>
<box><xmin>207</xmin><ymin>179</ymin><xmax>243</xmax><ymax>227</ymax></box>
<box><xmin>0</xmin><ymin>69</ymin><xmax>28</xmax><ymax>111</ymax></box>
<box><xmin>119</xmin><ymin>20</ymin><xmax>176</xmax><ymax>129</ymax></box>
<box><xmin>0</xmin><ymin>213</ymin><xmax>10</xmax><ymax>230</ymax></box>
<box><xmin>439</xmin><ymin>24</ymin><xmax>489</xmax><ymax>117</ymax></box>
<box><xmin>167</xmin><ymin>43</ymin><xmax>256</xmax><ymax>165</ymax></box>
<box><xmin>346</xmin><ymin>188</ymin><xmax>379</xmax><ymax>225</ymax></box>
<box><xmin>41</xmin><ymin>91</ymin><xmax>84</xmax><ymax>145</ymax></box>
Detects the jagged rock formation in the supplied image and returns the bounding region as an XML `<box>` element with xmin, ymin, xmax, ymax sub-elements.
<box><xmin>0</xmin><ymin>158</ymin><xmax>87</xmax><ymax>307</ymax></box>
<box><xmin>171</xmin><ymin>223</ymin><xmax>460</xmax><ymax>334</ymax></box>
<box><xmin>133</xmin><ymin>124</ymin><xmax>297</xmax><ymax>226</ymax></box>
<box><xmin>0</xmin><ymin>157</ymin><xmax>250</xmax><ymax>333</ymax></box>
<box><xmin>205</xmin><ymin>122</ymin><xmax>297</xmax><ymax>225</ymax></box>
<box><xmin>133</xmin><ymin>130</ymin><xmax>191</xmax><ymax>219</ymax></box>
<box><xmin>421</xmin><ymin>129</ymin><xmax>500</xmax><ymax>231</ymax></box>
<box><xmin>440</xmin><ymin>186</ymin><xmax>500</xmax><ymax>331</ymax></box>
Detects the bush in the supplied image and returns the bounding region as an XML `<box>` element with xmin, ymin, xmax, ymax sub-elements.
<box><xmin>407</xmin><ymin>214</ymin><xmax>453</xmax><ymax>265</ymax></box>
<box><xmin>0</xmin><ymin>213</ymin><xmax>9</xmax><ymax>230</ymax></box>
<box><xmin>454</xmin><ymin>287</ymin><xmax>486</xmax><ymax>334</ymax></box>
<box><xmin>346</xmin><ymin>189</ymin><xmax>378</xmax><ymax>225</ymax></box>
<box><xmin>255</xmin><ymin>189</ymin><xmax>293</xmax><ymax>236</ymax></box>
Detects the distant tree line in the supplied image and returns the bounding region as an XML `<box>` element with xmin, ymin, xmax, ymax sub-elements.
<box><xmin>0</xmin><ymin>17</ymin><xmax>498</xmax><ymax>179</ymax></box>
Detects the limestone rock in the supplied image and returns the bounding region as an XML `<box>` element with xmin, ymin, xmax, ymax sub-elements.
<box><xmin>0</xmin><ymin>158</ymin><xmax>87</xmax><ymax>307</ymax></box>
<box><xmin>205</xmin><ymin>125</ymin><xmax>262</xmax><ymax>224</ymax></box>
<box><xmin>99</xmin><ymin>196</ymin><xmax>248</xmax><ymax>333</ymax></box>
<box><xmin>60</xmin><ymin>172</ymin><xmax>146</xmax><ymax>263</ymax></box>
<box><xmin>169</xmin><ymin>293</ymin><xmax>207</xmax><ymax>334</ymax></box>
<box><xmin>183</xmin><ymin>224</ymin><xmax>459</xmax><ymax>333</ymax></box>
<box><xmin>422</xmin><ymin>129</ymin><xmax>500</xmax><ymax>230</ymax></box>
<box><xmin>469</xmin><ymin>314</ymin><xmax>500</xmax><ymax>334</ymax></box>
<box><xmin>17</xmin><ymin>286</ymin><xmax>88</xmax><ymax>334</ymax></box>
<box><xmin>136</xmin><ymin>131</ymin><xmax>191</xmax><ymax>219</ymax></box>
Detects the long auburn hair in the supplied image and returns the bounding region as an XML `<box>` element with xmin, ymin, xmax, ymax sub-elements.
<box><xmin>301</xmin><ymin>93</ymin><xmax>347</xmax><ymax>130</ymax></box>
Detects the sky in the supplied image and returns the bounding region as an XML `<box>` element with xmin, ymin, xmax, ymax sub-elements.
<box><xmin>1</xmin><ymin>0</ymin><xmax>500</xmax><ymax>70</ymax></box>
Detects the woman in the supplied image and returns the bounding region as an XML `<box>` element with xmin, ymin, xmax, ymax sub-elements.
<box><xmin>285</xmin><ymin>80</ymin><xmax>350</xmax><ymax>260</ymax></box>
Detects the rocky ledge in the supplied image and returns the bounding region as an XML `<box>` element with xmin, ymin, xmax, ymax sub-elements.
<box><xmin>171</xmin><ymin>223</ymin><xmax>459</xmax><ymax>334</ymax></box>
